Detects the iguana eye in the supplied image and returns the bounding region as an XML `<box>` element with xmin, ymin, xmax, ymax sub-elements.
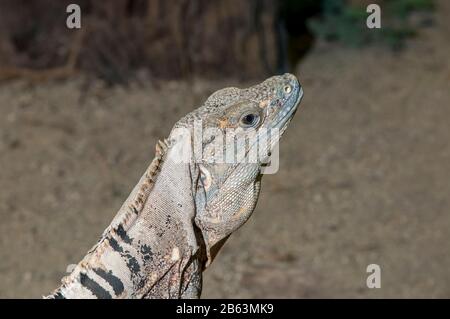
<box><xmin>284</xmin><ymin>85</ymin><xmax>292</xmax><ymax>94</ymax></box>
<box><xmin>239</xmin><ymin>112</ymin><xmax>260</xmax><ymax>128</ymax></box>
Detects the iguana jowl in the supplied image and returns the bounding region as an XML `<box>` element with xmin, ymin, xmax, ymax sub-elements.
<box><xmin>46</xmin><ymin>73</ymin><xmax>303</xmax><ymax>299</ymax></box>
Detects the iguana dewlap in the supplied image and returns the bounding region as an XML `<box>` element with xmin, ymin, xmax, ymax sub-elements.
<box><xmin>46</xmin><ymin>73</ymin><xmax>303</xmax><ymax>299</ymax></box>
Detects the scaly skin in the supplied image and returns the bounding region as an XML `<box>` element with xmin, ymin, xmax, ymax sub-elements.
<box><xmin>46</xmin><ymin>73</ymin><xmax>303</xmax><ymax>299</ymax></box>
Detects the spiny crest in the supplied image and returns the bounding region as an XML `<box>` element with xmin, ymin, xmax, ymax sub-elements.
<box><xmin>133</xmin><ymin>139</ymin><xmax>169</xmax><ymax>214</ymax></box>
<box><xmin>54</xmin><ymin>139</ymin><xmax>171</xmax><ymax>290</ymax></box>
<box><xmin>107</xmin><ymin>138</ymin><xmax>170</xmax><ymax>238</ymax></box>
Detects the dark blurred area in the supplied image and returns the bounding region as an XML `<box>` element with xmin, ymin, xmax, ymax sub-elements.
<box><xmin>0</xmin><ymin>0</ymin><xmax>433</xmax><ymax>83</ymax></box>
<box><xmin>0</xmin><ymin>0</ymin><xmax>292</xmax><ymax>83</ymax></box>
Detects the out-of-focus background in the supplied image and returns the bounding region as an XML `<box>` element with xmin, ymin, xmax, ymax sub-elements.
<box><xmin>0</xmin><ymin>0</ymin><xmax>449</xmax><ymax>298</ymax></box>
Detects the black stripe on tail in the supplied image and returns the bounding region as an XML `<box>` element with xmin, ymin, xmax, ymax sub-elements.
<box><xmin>79</xmin><ymin>273</ymin><xmax>112</xmax><ymax>299</ymax></box>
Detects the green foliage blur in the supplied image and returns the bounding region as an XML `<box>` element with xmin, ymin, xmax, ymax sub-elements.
<box><xmin>283</xmin><ymin>0</ymin><xmax>435</xmax><ymax>49</ymax></box>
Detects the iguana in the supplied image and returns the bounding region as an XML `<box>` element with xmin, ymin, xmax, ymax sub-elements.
<box><xmin>46</xmin><ymin>73</ymin><xmax>303</xmax><ymax>299</ymax></box>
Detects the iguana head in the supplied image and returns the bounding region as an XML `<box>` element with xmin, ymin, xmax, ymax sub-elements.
<box><xmin>169</xmin><ymin>73</ymin><xmax>303</xmax><ymax>265</ymax></box>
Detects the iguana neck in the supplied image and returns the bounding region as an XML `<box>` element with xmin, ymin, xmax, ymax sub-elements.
<box><xmin>47</xmin><ymin>140</ymin><xmax>203</xmax><ymax>299</ymax></box>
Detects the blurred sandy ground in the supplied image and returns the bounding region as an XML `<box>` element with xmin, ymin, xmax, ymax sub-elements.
<box><xmin>1</xmin><ymin>1</ymin><xmax>450</xmax><ymax>298</ymax></box>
